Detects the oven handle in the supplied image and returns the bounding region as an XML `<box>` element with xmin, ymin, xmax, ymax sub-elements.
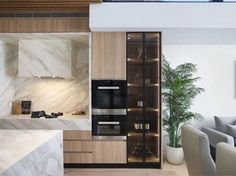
<box><xmin>92</xmin><ymin>109</ymin><xmax>127</xmax><ymax>115</ymax></box>
<box><xmin>98</xmin><ymin>86</ymin><xmax>120</xmax><ymax>90</ymax></box>
<box><xmin>98</xmin><ymin>121</ymin><xmax>120</xmax><ymax>125</ymax></box>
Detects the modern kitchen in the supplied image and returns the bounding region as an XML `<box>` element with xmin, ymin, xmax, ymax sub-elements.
<box><xmin>0</xmin><ymin>0</ymin><xmax>165</xmax><ymax>174</ymax></box>
<box><xmin>0</xmin><ymin>30</ymin><xmax>162</xmax><ymax>175</ymax></box>
<box><xmin>2</xmin><ymin>0</ymin><xmax>236</xmax><ymax>175</ymax></box>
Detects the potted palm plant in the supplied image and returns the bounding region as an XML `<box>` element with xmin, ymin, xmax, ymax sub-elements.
<box><xmin>162</xmin><ymin>58</ymin><xmax>204</xmax><ymax>165</ymax></box>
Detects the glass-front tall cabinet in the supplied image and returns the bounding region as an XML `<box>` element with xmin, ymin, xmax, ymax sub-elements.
<box><xmin>126</xmin><ymin>32</ymin><xmax>161</xmax><ymax>167</ymax></box>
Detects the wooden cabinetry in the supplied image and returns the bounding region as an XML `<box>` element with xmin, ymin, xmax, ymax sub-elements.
<box><xmin>63</xmin><ymin>131</ymin><xmax>127</xmax><ymax>164</ymax></box>
<box><xmin>64</xmin><ymin>141</ymin><xmax>92</xmax><ymax>152</ymax></box>
<box><xmin>63</xmin><ymin>131</ymin><xmax>92</xmax><ymax>164</ymax></box>
<box><xmin>91</xmin><ymin>32</ymin><xmax>126</xmax><ymax>80</ymax></box>
<box><xmin>63</xmin><ymin>131</ymin><xmax>91</xmax><ymax>140</ymax></box>
<box><xmin>64</xmin><ymin>153</ymin><xmax>93</xmax><ymax>163</ymax></box>
<box><xmin>92</xmin><ymin>141</ymin><xmax>127</xmax><ymax>163</ymax></box>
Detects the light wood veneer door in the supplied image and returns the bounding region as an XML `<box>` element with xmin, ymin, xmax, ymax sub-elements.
<box><xmin>64</xmin><ymin>153</ymin><xmax>92</xmax><ymax>163</ymax></box>
<box><xmin>64</xmin><ymin>141</ymin><xmax>92</xmax><ymax>152</ymax></box>
<box><xmin>63</xmin><ymin>131</ymin><xmax>91</xmax><ymax>140</ymax></box>
<box><xmin>92</xmin><ymin>32</ymin><xmax>126</xmax><ymax>80</ymax></box>
<box><xmin>92</xmin><ymin>141</ymin><xmax>127</xmax><ymax>163</ymax></box>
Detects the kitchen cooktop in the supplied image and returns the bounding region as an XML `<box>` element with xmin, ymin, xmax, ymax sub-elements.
<box><xmin>31</xmin><ymin>111</ymin><xmax>63</xmax><ymax>119</ymax></box>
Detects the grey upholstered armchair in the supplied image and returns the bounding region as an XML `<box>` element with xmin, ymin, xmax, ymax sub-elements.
<box><xmin>182</xmin><ymin>126</ymin><xmax>216</xmax><ymax>176</ymax></box>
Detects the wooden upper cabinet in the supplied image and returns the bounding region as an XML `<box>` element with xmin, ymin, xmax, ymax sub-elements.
<box><xmin>92</xmin><ymin>32</ymin><xmax>126</xmax><ymax>80</ymax></box>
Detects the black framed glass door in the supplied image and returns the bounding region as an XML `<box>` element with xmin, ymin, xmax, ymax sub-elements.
<box><xmin>127</xmin><ymin>32</ymin><xmax>161</xmax><ymax>166</ymax></box>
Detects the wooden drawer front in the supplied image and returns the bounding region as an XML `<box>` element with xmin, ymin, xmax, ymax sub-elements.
<box><xmin>64</xmin><ymin>153</ymin><xmax>92</xmax><ymax>163</ymax></box>
<box><xmin>63</xmin><ymin>131</ymin><xmax>91</xmax><ymax>140</ymax></box>
<box><xmin>64</xmin><ymin>141</ymin><xmax>92</xmax><ymax>152</ymax></box>
<box><xmin>93</xmin><ymin>141</ymin><xmax>127</xmax><ymax>163</ymax></box>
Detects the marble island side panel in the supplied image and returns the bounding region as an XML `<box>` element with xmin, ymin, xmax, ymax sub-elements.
<box><xmin>0</xmin><ymin>130</ymin><xmax>63</xmax><ymax>176</ymax></box>
<box><xmin>0</xmin><ymin>115</ymin><xmax>91</xmax><ymax>130</ymax></box>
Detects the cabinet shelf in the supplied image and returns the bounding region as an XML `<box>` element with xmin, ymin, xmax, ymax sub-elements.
<box><xmin>128</xmin><ymin>83</ymin><xmax>159</xmax><ymax>87</ymax></box>
<box><xmin>128</xmin><ymin>156</ymin><xmax>160</xmax><ymax>163</ymax></box>
<box><xmin>128</xmin><ymin>108</ymin><xmax>159</xmax><ymax>112</ymax></box>
<box><xmin>128</xmin><ymin>132</ymin><xmax>159</xmax><ymax>137</ymax></box>
<box><xmin>127</xmin><ymin>58</ymin><xmax>159</xmax><ymax>63</ymax></box>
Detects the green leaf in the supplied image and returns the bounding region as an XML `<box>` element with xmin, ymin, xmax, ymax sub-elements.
<box><xmin>162</xmin><ymin>56</ymin><xmax>204</xmax><ymax>147</ymax></box>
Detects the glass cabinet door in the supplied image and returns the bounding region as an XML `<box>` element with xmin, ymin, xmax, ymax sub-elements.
<box><xmin>127</xmin><ymin>33</ymin><xmax>145</xmax><ymax>163</ymax></box>
<box><xmin>144</xmin><ymin>33</ymin><xmax>161</xmax><ymax>163</ymax></box>
<box><xmin>127</xmin><ymin>32</ymin><xmax>161</xmax><ymax>166</ymax></box>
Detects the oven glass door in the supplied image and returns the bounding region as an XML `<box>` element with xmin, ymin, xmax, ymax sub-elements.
<box><xmin>97</xmin><ymin>121</ymin><xmax>121</xmax><ymax>135</ymax></box>
<box><xmin>92</xmin><ymin>80</ymin><xmax>127</xmax><ymax>109</ymax></box>
<box><xmin>92</xmin><ymin>115</ymin><xmax>126</xmax><ymax>136</ymax></box>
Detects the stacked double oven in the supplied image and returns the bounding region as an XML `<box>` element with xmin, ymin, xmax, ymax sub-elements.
<box><xmin>92</xmin><ymin>80</ymin><xmax>127</xmax><ymax>140</ymax></box>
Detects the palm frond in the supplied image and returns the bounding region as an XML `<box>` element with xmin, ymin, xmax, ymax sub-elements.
<box><xmin>162</xmin><ymin>57</ymin><xmax>204</xmax><ymax>147</ymax></box>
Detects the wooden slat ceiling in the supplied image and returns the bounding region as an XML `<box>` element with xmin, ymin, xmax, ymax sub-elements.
<box><xmin>0</xmin><ymin>0</ymin><xmax>101</xmax><ymax>12</ymax></box>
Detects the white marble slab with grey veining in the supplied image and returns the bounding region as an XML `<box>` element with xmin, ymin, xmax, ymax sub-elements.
<box><xmin>0</xmin><ymin>33</ymin><xmax>89</xmax><ymax>117</ymax></box>
<box><xmin>0</xmin><ymin>115</ymin><xmax>91</xmax><ymax>130</ymax></box>
<box><xmin>0</xmin><ymin>130</ymin><xmax>63</xmax><ymax>176</ymax></box>
<box><xmin>18</xmin><ymin>39</ymin><xmax>74</xmax><ymax>78</ymax></box>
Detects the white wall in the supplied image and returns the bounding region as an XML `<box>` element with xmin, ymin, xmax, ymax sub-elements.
<box><xmin>163</xmin><ymin>45</ymin><xmax>236</xmax><ymax>119</ymax></box>
<box><xmin>90</xmin><ymin>3</ymin><xmax>236</xmax><ymax>31</ymax></box>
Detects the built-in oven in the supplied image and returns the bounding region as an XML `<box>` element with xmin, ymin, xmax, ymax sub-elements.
<box><xmin>92</xmin><ymin>109</ymin><xmax>127</xmax><ymax>140</ymax></box>
<box><xmin>92</xmin><ymin>80</ymin><xmax>127</xmax><ymax>109</ymax></box>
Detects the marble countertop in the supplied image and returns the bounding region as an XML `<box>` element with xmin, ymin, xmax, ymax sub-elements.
<box><xmin>0</xmin><ymin>114</ymin><xmax>91</xmax><ymax>130</ymax></box>
<box><xmin>0</xmin><ymin>130</ymin><xmax>62</xmax><ymax>175</ymax></box>
<box><xmin>0</xmin><ymin>114</ymin><xmax>89</xmax><ymax>120</ymax></box>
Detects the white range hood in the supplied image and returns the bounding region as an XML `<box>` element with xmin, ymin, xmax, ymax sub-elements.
<box><xmin>18</xmin><ymin>39</ymin><xmax>75</xmax><ymax>78</ymax></box>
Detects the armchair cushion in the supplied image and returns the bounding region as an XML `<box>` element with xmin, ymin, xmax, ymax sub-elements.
<box><xmin>226</xmin><ymin>124</ymin><xmax>236</xmax><ymax>138</ymax></box>
<box><xmin>202</xmin><ymin>127</ymin><xmax>235</xmax><ymax>147</ymax></box>
<box><xmin>214</xmin><ymin>116</ymin><xmax>236</xmax><ymax>133</ymax></box>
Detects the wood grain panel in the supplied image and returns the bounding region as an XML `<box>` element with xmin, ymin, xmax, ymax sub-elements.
<box><xmin>63</xmin><ymin>131</ymin><xmax>91</xmax><ymax>140</ymax></box>
<box><xmin>92</xmin><ymin>32</ymin><xmax>126</xmax><ymax>80</ymax></box>
<box><xmin>64</xmin><ymin>169</ymin><xmax>178</xmax><ymax>176</ymax></box>
<box><xmin>64</xmin><ymin>141</ymin><xmax>92</xmax><ymax>152</ymax></box>
<box><xmin>0</xmin><ymin>17</ymin><xmax>89</xmax><ymax>32</ymax></box>
<box><xmin>0</xmin><ymin>0</ymin><xmax>100</xmax><ymax>12</ymax></box>
<box><xmin>64</xmin><ymin>153</ymin><xmax>92</xmax><ymax>163</ymax></box>
<box><xmin>92</xmin><ymin>141</ymin><xmax>127</xmax><ymax>163</ymax></box>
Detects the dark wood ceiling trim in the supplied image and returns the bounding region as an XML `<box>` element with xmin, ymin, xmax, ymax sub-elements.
<box><xmin>0</xmin><ymin>0</ymin><xmax>101</xmax><ymax>12</ymax></box>
<box><xmin>0</xmin><ymin>17</ymin><xmax>90</xmax><ymax>33</ymax></box>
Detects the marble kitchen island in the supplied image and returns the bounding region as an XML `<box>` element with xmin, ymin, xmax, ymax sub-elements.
<box><xmin>0</xmin><ymin>130</ymin><xmax>63</xmax><ymax>176</ymax></box>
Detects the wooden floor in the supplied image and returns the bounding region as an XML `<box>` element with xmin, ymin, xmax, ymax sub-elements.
<box><xmin>163</xmin><ymin>161</ymin><xmax>188</xmax><ymax>176</ymax></box>
<box><xmin>64</xmin><ymin>162</ymin><xmax>188</xmax><ymax>176</ymax></box>
<box><xmin>64</xmin><ymin>169</ymin><xmax>177</xmax><ymax>176</ymax></box>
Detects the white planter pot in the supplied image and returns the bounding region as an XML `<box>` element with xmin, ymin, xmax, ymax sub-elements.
<box><xmin>166</xmin><ymin>144</ymin><xmax>184</xmax><ymax>165</ymax></box>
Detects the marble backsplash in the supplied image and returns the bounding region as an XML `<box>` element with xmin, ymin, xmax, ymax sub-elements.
<box><xmin>0</xmin><ymin>41</ymin><xmax>17</xmax><ymax>116</ymax></box>
<box><xmin>18</xmin><ymin>39</ymin><xmax>74</xmax><ymax>78</ymax></box>
<box><xmin>0</xmin><ymin>35</ymin><xmax>89</xmax><ymax>117</ymax></box>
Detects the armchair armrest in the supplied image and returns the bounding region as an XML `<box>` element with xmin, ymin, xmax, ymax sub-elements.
<box><xmin>216</xmin><ymin>143</ymin><xmax>236</xmax><ymax>176</ymax></box>
<box><xmin>201</xmin><ymin>127</ymin><xmax>234</xmax><ymax>147</ymax></box>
